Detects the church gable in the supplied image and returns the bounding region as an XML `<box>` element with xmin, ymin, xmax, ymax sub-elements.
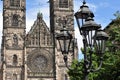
<box><xmin>26</xmin><ymin>12</ymin><xmax>52</xmax><ymax>47</ymax></box>
<box><xmin>25</xmin><ymin>13</ymin><xmax>54</xmax><ymax>79</ymax></box>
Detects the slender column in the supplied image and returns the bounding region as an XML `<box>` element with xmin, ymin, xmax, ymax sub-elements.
<box><xmin>83</xmin><ymin>33</ymin><xmax>89</xmax><ymax>80</ymax></box>
<box><xmin>52</xmin><ymin>15</ymin><xmax>56</xmax><ymax>80</ymax></box>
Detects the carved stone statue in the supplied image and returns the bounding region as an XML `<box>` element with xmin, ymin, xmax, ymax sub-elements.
<box><xmin>13</xmin><ymin>34</ymin><xmax>18</xmax><ymax>47</ymax></box>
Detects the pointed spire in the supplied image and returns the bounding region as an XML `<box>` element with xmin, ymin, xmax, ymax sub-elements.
<box><xmin>37</xmin><ymin>2</ymin><xmax>43</xmax><ymax>19</ymax></box>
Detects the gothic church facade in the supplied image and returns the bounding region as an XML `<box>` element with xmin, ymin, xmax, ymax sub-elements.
<box><xmin>0</xmin><ymin>0</ymin><xmax>78</xmax><ymax>80</ymax></box>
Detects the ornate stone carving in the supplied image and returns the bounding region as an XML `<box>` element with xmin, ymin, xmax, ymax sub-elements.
<box><xmin>13</xmin><ymin>34</ymin><xmax>18</xmax><ymax>47</ymax></box>
<box><xmin>56</xmin><ymin>16</ymin><xmax>66</xmax><ymax>28</ymax></box>
<box><xmin>55</xmin><ymin>15</ymin><xmax>74</xmax><ymax>30</ymax></box>
<box><xmin>5</xmin><ymin>33</ymin><xmax>24</xmax><ymax>49</ymax></box>
<box><xmin>4</xmin><ymin>12</ymin><xmax>10</xmax><ymax>27</ymax></box>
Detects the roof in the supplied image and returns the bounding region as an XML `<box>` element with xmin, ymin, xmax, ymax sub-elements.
<box><xmin>28</xmin><ymin>12</ymin><xmax>50</xmax><ymax>35</ymax></box>
<box><xmin>105</xmin><ymin>18</ymin><xmax>120</xmax><ymax>30</ymax></box>
<box><xmin>26</xmin><ymin>12</ymin><xmax>52</xmax><ymax>47</ymax></box>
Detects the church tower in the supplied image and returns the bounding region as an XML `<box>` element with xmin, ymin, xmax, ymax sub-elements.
<box><xmin>49</xmin><ymin>0</ymin><xmax>78</xmax><ymax>80</ymax></box>
<box><xmin>50</xmin><ymin>0</ymin><xmax>74</xmax><ymax>32</ymax></box>
<box><xmin>1</xmin><ymin>0</ymin><xmax>26</xmax><ymax>80</ymax></box>
<box><xmin>0</xmin><ymin>0</ymin><xmax>78</xmax><ymax>80</ymax></box>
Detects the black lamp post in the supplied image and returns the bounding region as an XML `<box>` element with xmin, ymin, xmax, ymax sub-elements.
<box><xmin>74</xmin><ymin>1</ymin><xmax>109</xmax><ymax>80</ymax></box>
<box><xmin>56</xmin><ymin>25</ymin><xmax>73</xmax><ymax>63</ymax></box>
<box><xmin>56</xmin><ymin>0</ymin><xmax>109</xmax><ymax>80</ymax></box>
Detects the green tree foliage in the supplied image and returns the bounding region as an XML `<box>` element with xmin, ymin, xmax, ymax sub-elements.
<box><xmin>68</xmin><ymin>18</ymin><xmax>120</xmax><ymax>80</ymax></box>
<box><xmin>68</xmin><ymin>58</ymin><xmax>100</xmax><ymax>80</ymax></box>
<box><xmin>68</xmin><ymin>60</ymin><xmax>84</xmax><ymax>80</ymax></box>
<box><xmin>93</xmin><ymin>18</ymin><xmax>120</xmax><ymax>80</ymax></box>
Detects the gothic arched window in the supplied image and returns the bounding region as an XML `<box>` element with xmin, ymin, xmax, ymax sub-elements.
<box><xmin>13</xmin><ymin>54</ymin><xmax>18</xmax><ymax>66</ymax></box>
<box><xmin>10</xmin><ymin>0</ymin><xmax>20</xmax><ymax>7</ymax></box>
<box><xmin>10</xmin><ymin>0</ymin><xmax>14</xmax><ymax>6</ymax></box>
<box><xmin>12</xmin><ymin>14</ymin><xmax>19</xmax><ymax>26</ymax></box>
<box><xmin>43</xmin><ymin>28</ymin><xmax>46</xmax><ymax>45</ymax></box>
<box><xmin>59</xmin><ymin>0</ymin><xmax>68</xmax><ymax>8</ymax></box>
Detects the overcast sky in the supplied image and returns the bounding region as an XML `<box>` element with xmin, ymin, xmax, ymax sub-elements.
<box><xmin>0</xmin><ymin>0</ymin><xmax>120</xmax><ymax>59</ymax></box>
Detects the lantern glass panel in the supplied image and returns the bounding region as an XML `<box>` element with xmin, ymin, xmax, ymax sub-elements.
<box><xmin>58</xmin><ymin>38</ymin><xmax>71</xmax><ymax>54</ymax></box>
<box><xmin>94</xmin><ymin>29</ymin><xmax>109</xmax><ymax>55</ymax></box>
<box><xmin>95</xmin><ymin>39</ymin><xmax>105</xmax><ymax>55</ymax></box>
<box><xmin>85</xmin><ymin>30</ymin><xmax>96</xmax><ymax>50</ymax></box>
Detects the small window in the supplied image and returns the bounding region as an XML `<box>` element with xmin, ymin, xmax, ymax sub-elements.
<box><xmin>65</xmin><ymin>74</ymin><xmax>68</xmax><ymax>80</ymax></box>
<box><xmin>13</xmin><ymin>74</ymin><xmax>17</xmax><ymax>80</ymax></box>
<box><xmin>10</xmin><ymin>0</ymin><xmax>20</xmax><ymax>7</ymax></box>
<box><xmin>12</xmin><ymin>14</ymin><xmax>19</xmax><ymax>26</ymax></box>
<box><xmin>13</xmin><ymin>55</ymin><xmax>18</xmax><ymax>66</ymax></box>
<box><xmin>59</xmin><ymin>0</ymin><xmax>68</xmax><ymax>8</ymax></box>
<box><xmin>61</xmin><ymin>74</ymin><xmax>68</xmax><ymax>80</ymax></box>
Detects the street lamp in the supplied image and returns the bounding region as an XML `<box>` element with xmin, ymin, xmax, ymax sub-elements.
<box><xmin>56</xmin><ymin>0</ymin><xmax>109</xmax><ymax>80</ymax></box>
<box><xmin>56</xmin><ymin>25</ymin><xmax>73</xmax><ymax>63</ymax></box>
<box><xmin>95</xmin><ymin>29</ymin><xmax>109</xmax><ymax>55</ymax></box>
<box><xmin>74</xmin><ymin>0</ymin><xmax>94</xmax><ymax>19</ymax></box>
<box><xmin>74</xmin><ymin>0</ymin><xmax>94</xmax><ymax>35</ymax></box>
<box><xmin>75</xmin><ymin>1</ymin><xmax>109</xmax><ymax>80</ymax></box>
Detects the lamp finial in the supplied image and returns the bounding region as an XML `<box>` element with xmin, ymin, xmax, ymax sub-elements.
<box><xmin>83</xmin><ymin>0</ymin><xmax>86</xmax><ymax>4</ymax></box>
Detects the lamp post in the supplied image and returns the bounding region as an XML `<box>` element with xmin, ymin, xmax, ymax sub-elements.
<box><xmin>56</xmin><ymin>0</ymin><xmax>109</xmax><ymax>80</ymax></box>
<box><xmin>74</xmin><ymin>1</ymin><xmax>109</xmax><ymax>80</ymax></box>
<box><xmin>56</xmin><ymin>25</ymin><xmax>73</xmax><ymax>63</ymax></box>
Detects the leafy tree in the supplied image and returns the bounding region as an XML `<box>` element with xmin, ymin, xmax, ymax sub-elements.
<box><xmin>68</xmin><ymin>60</ymin><xmax>84</xmax><ymax>80</ymax></box>
<box><xmin>93</xmin><ymin>18</ymin><xmax>120</xmax><ymax>80</ymax></box>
